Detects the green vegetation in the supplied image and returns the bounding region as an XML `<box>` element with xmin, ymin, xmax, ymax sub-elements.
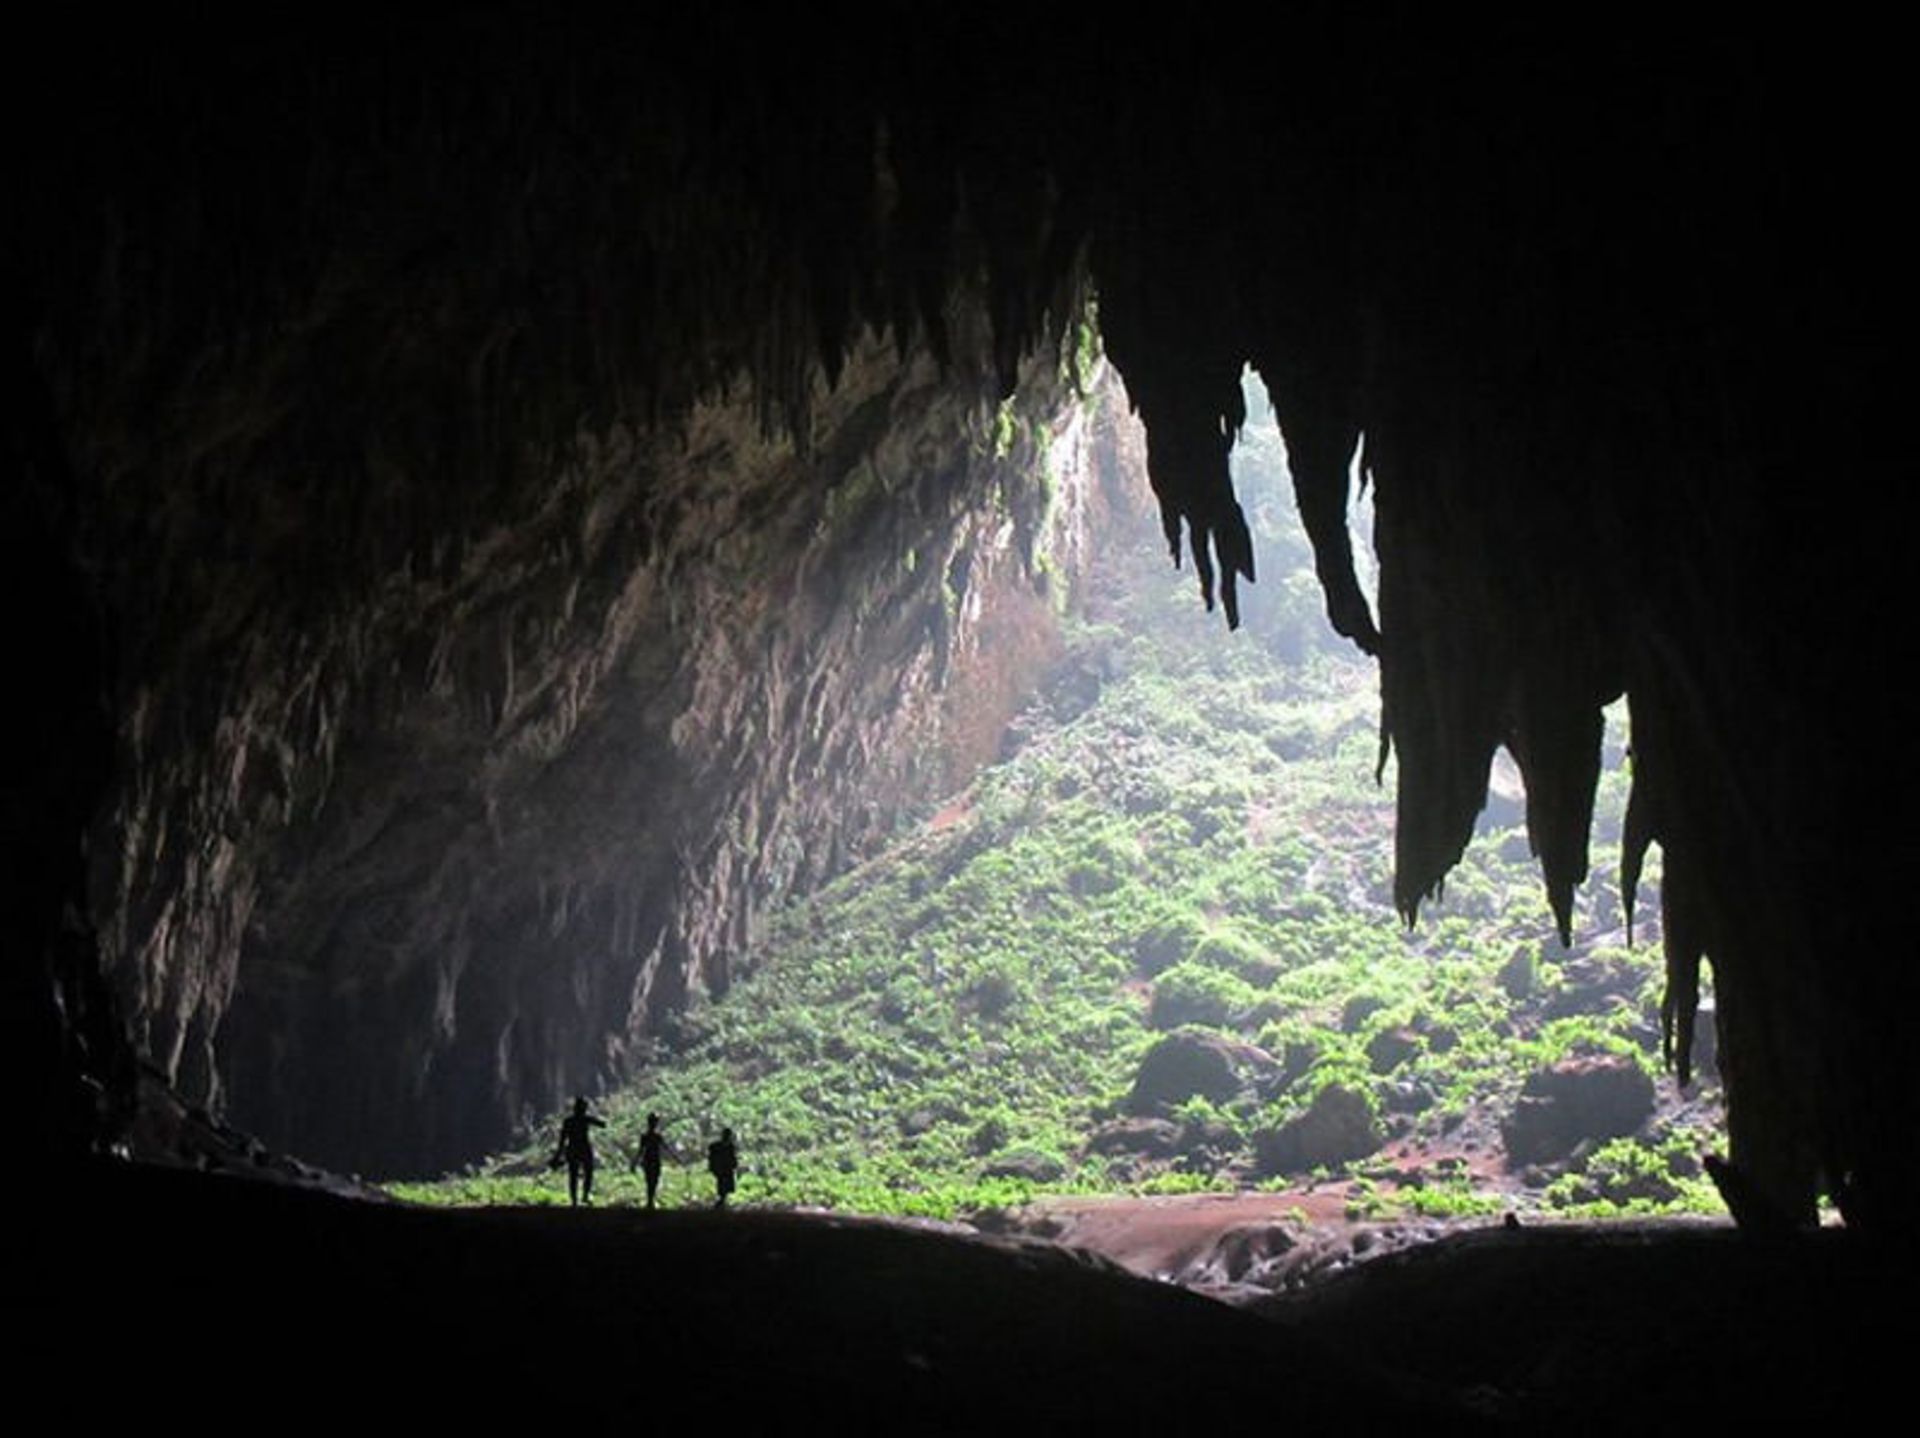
<box><xmin>1062</xmin><ymin>296</ymin><xmax>1103</xmax><ymax>396</ymax></box>
<box><xmin>404</xmin><ymin>376</ymin><xmax>1724</xmax><ymax>1225</ymax></box>
<box><xmin>1541</xmin><ymin>1129</ymin><xmax>1724</xmax><ymax>1217</ymax></box>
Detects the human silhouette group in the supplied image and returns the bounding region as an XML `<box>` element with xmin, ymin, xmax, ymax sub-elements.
<box><xmin>550</xmin><ymin>1098</ymin><xmax>739</xmax><ymax>1211</ymax></box>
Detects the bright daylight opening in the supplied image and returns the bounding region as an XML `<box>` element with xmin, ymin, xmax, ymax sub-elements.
<box><xmin>397</xmin><ymin>365</ymin><xmax>1726</xmax><ymax>1280</ymax></box>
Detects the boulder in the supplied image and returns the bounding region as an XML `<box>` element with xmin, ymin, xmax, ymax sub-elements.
<box><xmin>1174</xmin><ymin>1116</ymin><xmax>1243</xmax><ymax>1169</ymax></box>
<box><xmin>1252</xmin><ymin>1084</ymin><xmax>1381</xmax><ymax>1176</ymax></box>
<box><xmin>980</xmin><ymin>1148</ymin><xmax>1067</xmax><ymax>1183</ymax></box>
<box><xmin>970</xmin><ymin>1116</ymin><xmax>1009</xmax><ymax>1156</ymax></box>
<box><xmin>1498</xmin><ymin>948</ymin><xmax>1535</xmax><ymax>1001</ymax></box>
<box><xmin>1126</xmin><ymin>1028</ymin><xmax>1275</xmax><ymax>1115</ymax></box>
<box><xmin>1381</xmin><ymin>1079</ymin><xmax>1434</xmax><ymax>1115</ymax></box>
<box><xmin>899</xmin><ymin>1108</ymin><xmax>941</xmax><ymax>1138</ymax></box>
<box><xmin>1147</xmin><ymin>965</ymin><xmax>1256</xmax><ymax>1030</ymax></box>
<box><xmin>1274</xmin><ymin>1037</ymin><xmax>1322</xmax><ymax>1091</ymax></box>
<box><xmin>1131</xmin><ymin>914</ymin><xmax>1202</xmax><ymax>977</ymax></box>
<box><xmin>1366</xmin><ymin>1026</ymin><xmax>1422</xmax><ymax>1074</ymax></box>
<box><xmin>1541</xmin><ymin>955</ymin><xmax>1640</xmax><ymax>1020</ymax></box>
<box><xmin>1341</xmin><ymin>995</ymin><xmax>1388</xmax><ymax>1033</ymax></box>
<box><xmin>1501</xmin><ymin>1055</ymin><xmax>1656</xmax><ymax>1165</ymax></box>
<box><xmin>1085</xmin><ymin>1117</ymin><xmax>1181</xmax><ymax>1160</ymax></box>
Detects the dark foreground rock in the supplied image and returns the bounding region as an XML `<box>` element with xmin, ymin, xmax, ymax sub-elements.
<box><xmin>26</xmin><ymin>1160</ymin><xmax>1461</xmax><ymax>1432</ymax></box>
<box><xmin>1256</xmin><ymin>1222</ymin><xmax>1915</xmax><ymax>1432</ymax></box>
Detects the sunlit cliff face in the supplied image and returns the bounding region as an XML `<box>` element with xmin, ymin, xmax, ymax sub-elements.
<box><xmin>15</xmin><ymin>14</ymin><xmax>1910</xmax><ymax>1219</ymax></box>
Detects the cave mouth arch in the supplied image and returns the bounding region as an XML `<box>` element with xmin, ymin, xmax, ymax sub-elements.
<box><xmin>17</xmin><ymin>12</ymin><xmax>1910</xmax><ymax>1226</ymax></box>
<box><xmin>390</xmin><ymin>362</ymin><xmax>1720</xmax><ymax>1227</ymax></box>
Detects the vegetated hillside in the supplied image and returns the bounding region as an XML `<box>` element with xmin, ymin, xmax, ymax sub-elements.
<box><xmin>399</xmin><ymin>381</ymin><xmax>1726</xmax><ymax>1222</ymax></box>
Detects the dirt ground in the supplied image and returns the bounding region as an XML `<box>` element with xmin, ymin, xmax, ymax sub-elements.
<box><xmin>985</xmin><ymin>1136</ymin><xmax>1640</xmax><ymax>1296</ymax></box>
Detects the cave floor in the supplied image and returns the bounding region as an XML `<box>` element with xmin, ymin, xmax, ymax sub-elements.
<box><xmin>21</xmin><ymin>1161</ymin><xmax>1910</xmax><ymax>1433</ymax></box>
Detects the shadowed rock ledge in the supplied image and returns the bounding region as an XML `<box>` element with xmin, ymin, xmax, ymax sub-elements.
<box><xmin>24</xmin><ymin>1161</ymin><xmax>1465</xmax><ymax>1431</ymax></box>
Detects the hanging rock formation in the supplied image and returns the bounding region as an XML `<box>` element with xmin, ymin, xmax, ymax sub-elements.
<box><xmin>14</xmin><ymin>13</ymin><xmax>1911</xmax><ymax>1217</ymax></box>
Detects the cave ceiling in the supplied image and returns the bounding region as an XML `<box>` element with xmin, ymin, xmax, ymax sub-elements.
<box><xmin>12</xmin><ymin>12</ymin><xmax>1912</xmax><ymax>1217</ymax></box>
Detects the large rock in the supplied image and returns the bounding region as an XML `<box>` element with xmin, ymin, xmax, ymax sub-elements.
<box><xmin>1541</xmin><ymin>954</ymin><xmax>1645</xmax><ymax>1020</ymax></box>
<box><xmin>1086</xmin><ymin>1117</ymin><xmax>1182</xmax><ymax>1160</ymax></box>
<box><xmin>1341</xmin><ymin>995</ymin><xmax>1389</xmax><ymax>1033</ymax></box>
<box><xmin>1174</xmin><ymin>1116</ymin><xmax>1244</xmax><ymax>1170</ymax></box>
<box><xmin>1130</xmin><ymin>910</ymin><xmax>1205</xmax><ymax>977</ymax></box>
<box><xmin>1147</xmin><ymin>965</ymin><xmax>1249</xmax><ymax>1030</ymax></box>
<box><xmin>980</xmin><ymin>1147</ymin><xmax>1067</xmax><ymax>1183</ymax></box>
<box><xmin>1253</xmin><ymin>1083</ymin><xmax>1380</xmax><ymax>1175</ymax></box>
<box><xmin>1126</xmin><ymin>1029</ymin><xmax>1265</xmax><ymax>1115</ymax></box>
<box><xmin>1366</xmin><ymin>1026</ymin><xmax>1422</xmax><ymax>1074</ymax></box>
<box><xmin>1501</xmin><ymin>1055</ymin><xmax>1656</xmax><ymax>1166</ymax></box>
<box><xmin>1498</xmin><ymin>948</ymin><xmax>1535</xmax><ymax>1002</ymax></box>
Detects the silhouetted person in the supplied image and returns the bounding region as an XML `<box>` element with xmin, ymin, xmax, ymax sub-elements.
<box><xmin>551</xmin><ymin>1097</ymin><xmax>605</xmax><ymax>1206</ymax></box>
<box><xmin>707</xmin><ymin>1126</ymin><xmax>739</xmax><ymax>1209</ymax></box>
<box><xmin>631</xmin><ymin>1112</ymin><xmax>668</xmax><ymax>1210</ymax></box>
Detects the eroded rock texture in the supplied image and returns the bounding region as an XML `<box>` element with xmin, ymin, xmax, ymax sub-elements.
<box><xmin>21</xmin><ymin>19</ymin><xmax>1132</xmax><ymax>1175</ymax></box>
<box><xmin>72</xmin><ymin>322</ymin><xmax>1120</xmax><ymax>1175</ymax></box>
<box><xmin>17</xmin><ymin>14</ymin><xmax>1912</xmax><ymax>1214</ymax></box>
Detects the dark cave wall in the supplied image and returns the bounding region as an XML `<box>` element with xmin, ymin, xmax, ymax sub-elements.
<box><xmin>220</xmin><ymin>351</ymin><xmax>1120</xmax><ymax>1177</ymax></box>
<box><xmin>21</xmin><ymin>21</ymin><xmax>1127</xmax><ymax>1174</ymax></box>
<box><xmin>80</xmin><ymin>328</ymin><xmax>1122</xmax><ymax>1177</ymax></box>
<box><xmin>18</xmin><ymin>14</ymin><xmax>1915</xmax><ymax>1211</ymax></box>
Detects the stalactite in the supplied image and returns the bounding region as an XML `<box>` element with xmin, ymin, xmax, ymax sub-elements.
<box><xmin>1258</xmin><ymin>368</ymin><xmax>1377</xmax><ymax>656</ymax></box>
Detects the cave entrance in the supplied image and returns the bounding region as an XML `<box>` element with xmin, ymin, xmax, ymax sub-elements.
<box><xmin>397</xmin><ymin>367</ymin><xmax>1725</xmax><ymax>1262</ymax></box>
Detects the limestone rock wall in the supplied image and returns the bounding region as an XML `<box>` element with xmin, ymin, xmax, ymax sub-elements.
<box><xmin>104</xmin><ymin>340</ymin><xmax>1122</xmax><ymax>1176</ymax></box>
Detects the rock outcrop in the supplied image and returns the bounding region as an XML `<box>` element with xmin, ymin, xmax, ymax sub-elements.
<box><xmin>1254</xmin><ymin>1084</ymin><xmax>1381</xmax><ymax>1176</ymax></box>
<box><xmin>1501</xmin><ymin>1056</ymin><xmax>1657</xmax><ymax>1167</ymax></box>
<box><xmin>1126</xmin><ymin>1028</ymin><xmax>1278</xmax><ymax>1116</ymax></box>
